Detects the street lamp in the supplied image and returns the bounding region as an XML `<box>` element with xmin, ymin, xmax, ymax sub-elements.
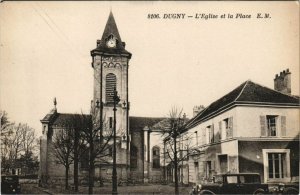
<box><xmin>112</xmin><ymin>87</ymin><xmax>120</xmax><ymax>195</ymax></box>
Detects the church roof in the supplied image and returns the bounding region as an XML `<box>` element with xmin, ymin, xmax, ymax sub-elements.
<box><xmin>41</xmin><ymin>112</ymin><xmax>164</xmax><ymax>132</ymax></box>
<box><xmin>129</xmin><ymin>116</ymin><xmax>165</xmax><ymax>132</ymax></box>
<box><xmin>52</xmin><ymin>113</ymin><xmax>91</xmax><ymax>126</ymax></box>
<box><xmin>41</xmin><ymin>112</ymin><xmax>91</xmax><ymax>127</ymax></box>
<box><xmin>40</xmin><ymin>109</ymin><xmax>58</xmax><ymax>123</ymax></box>
<box><xmin>185</xmin><ymin>80</ymin><xmax>300</xmax><ymax>129</ymax></box>
<box><xmin>91</xmin><ymin>11</ymin><xmax>131</xmax><ymax>57</ymax></box>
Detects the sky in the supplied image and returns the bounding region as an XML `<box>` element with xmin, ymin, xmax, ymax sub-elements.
<box><xmin>0</xmin><ymin>1</ymin><xmax>299</xmax><ymax>137</ymax></box>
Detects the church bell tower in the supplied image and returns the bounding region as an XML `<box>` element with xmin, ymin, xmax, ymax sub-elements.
<box><xmin>90</xmin><ymin>11</ymin><xmax>132</xmax><ymax>177</ymax></box>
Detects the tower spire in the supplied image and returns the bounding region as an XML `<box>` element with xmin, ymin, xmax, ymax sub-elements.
<box><xmin>100</xmin><ymin>11</ymin><xmax>123</xmax><ymax>47</ymax></box>
<box><xmin>91</xmin><ymin>11</ymin><xmax>131</xmax><ymax>57</ymax></box>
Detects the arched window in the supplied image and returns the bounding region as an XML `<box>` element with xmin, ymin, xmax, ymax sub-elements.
<box><xmin>105</xmin><ymin>73</ymin><xmax>116</xmax><ymax>103</ymax></box>
<box><xmin>152</xmin><ymin>146</ymin><xmax>160</xmax><ymax>168</ymax></box>
<box><xmin>130</xmin><ymin>145</ymin><xmax>138</xmax><ymax>169</ymax></box>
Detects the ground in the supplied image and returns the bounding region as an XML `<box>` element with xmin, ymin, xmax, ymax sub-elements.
<box><xmin>21</xmin><ymin>183</ymin><xmax>192</xmax><ymax>194</ymax></box>
<box><xmin>78</xmin><ymin>184</ymin><xmax>191</xmax><ymax>194</ymax></box>
<box><xmin>20</xmin><ymin>184</ymin><xmax>47</xmax><ymax>194</ymax></box>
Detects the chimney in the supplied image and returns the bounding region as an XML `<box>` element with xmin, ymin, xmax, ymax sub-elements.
<box><xmin>274</xmin><ymin>68</ymin><xmax>291</xmax><ymax>95</ymax></box>
<box><xmin>193</xmin><ymin>105</ymin><xmax>205</xmax><ymax>117</ymax></box>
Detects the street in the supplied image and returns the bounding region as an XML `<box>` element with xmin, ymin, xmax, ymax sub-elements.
<box><xmin>20</xmin><ymin>183</ymin><xmax>191</xmax><ymax>194</ymax></box>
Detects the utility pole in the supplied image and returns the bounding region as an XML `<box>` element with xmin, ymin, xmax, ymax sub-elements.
<box><xmin>112</xmin><ymin>87</ymin><xmax>120</xmax><ymax>195</ymax></box>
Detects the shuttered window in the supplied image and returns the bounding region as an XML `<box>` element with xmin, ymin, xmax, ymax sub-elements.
<box><xmin>228</xmin><ymin>117</ymin><xmax>233</xmax><ymax>137</ymax></box>
<box><xmin>260</xmin><ymin>116</ymin><xmax>267</xmax><ymax>136</ymax></box>
<box><xmin>224</xmin><ymin>117</ymin><xmax>233</xmax><ymax>139</ymax></box>
<box><xmin>267</xmin><ymin>115</ymin><xmax>277</xmax><ymax>136</ymax></box>
<box><xmin>205</xmin><ymin>161</ymin><xmax>214</xmax><ymax>179</ymax></box>
<box><xmin>105</xmin><ymin>73</ymin><xmax>116</xmax><ymax>103</ymax></box>
<box><xmin>202</xmin><ymin>128</ymin><xmax>206</xmax><ymax>145</ymax></box>
<box><xmin>281</xmin><ymin>116</ymin><xmax>286</xmax><ymax>136</ymax></box>
<box><xmin>211</xmin><ymin>124</ymin><xmax>214</xmax><ymax>143</ymax></box>
<box><xmin>261</xmin><ymin>115</ymin><xmax>285</xmax><ymax>137</ymax></box>
<box><xmin>218</xmin><ymin>121</ymin><xmax>222</xmax><ymax>141</ymax></box>
<box><xmin>207</xmin><ymin>125</ymin><xmax>214</xmax><ymax>144</ymax></box>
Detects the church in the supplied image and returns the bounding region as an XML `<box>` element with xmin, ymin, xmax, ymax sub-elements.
<box><xmin>39</xmin><ymin>12</ymin><xmax>166</xmax><ymax>185</ymax></box>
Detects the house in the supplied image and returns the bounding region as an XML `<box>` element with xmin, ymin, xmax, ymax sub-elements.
<box><xmin>178</xmin><ymin>69</ymin><xmax>299</xmax><ymax>184</ymax></box>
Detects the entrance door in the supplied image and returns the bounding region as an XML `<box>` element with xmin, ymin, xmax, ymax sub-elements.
<box><xmin>219</xmin><ymin>155</ymin><xmax>228</xmax><ymax>173</ymax></box>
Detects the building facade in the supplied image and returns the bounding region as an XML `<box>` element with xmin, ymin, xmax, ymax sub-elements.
<box><xmin>180</xmin><ymin>70</ymin><xmax>299</xmax><ymax>185</ymax></box>
<box><xmin>39</xmin><ymin>12</ymin><xmax>299</xmax><ymax>187</ymax></box>
<box><xmin>39</xmin><ymin>12</ymin><xmax>167</xmax><ymax>185</ymax></box>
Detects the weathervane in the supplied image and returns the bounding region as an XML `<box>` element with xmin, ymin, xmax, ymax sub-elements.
<box><xmin>54</xmin><ymin>97</ymin><xmax>57</xmax><ymax>109</ymax></box>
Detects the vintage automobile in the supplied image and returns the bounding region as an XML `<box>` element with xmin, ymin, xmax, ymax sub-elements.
<box><xmin>269</xmin><ymin>182</ymin><xmax>299</xmax><ymax>194</ymax></box>
<box><xmin>191</xmin><ymin>173</ymin><xmax>269</xmax><ymax>194</ymax></box>
<box><xmin>1</xmin><ymin>175</ymin><xmax>21</xmax><ymax>194</ymax></box>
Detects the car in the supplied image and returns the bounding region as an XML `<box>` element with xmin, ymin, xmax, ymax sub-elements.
<box><xmin>1</xmin><ymin>175</ymin><xmax>21</xmax><ymax>194</ymax></box>
<box><xmin>191</xmin><ymin>173</ymin><xmax>269</xmax><ymax>194</ymax></box>
<box><xmin>269</xmin><ymin>182</ymin><xmax>299</xmax><ymax>194</ymax></box>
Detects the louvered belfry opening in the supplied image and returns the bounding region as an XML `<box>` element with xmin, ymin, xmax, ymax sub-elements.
<box><xmin>106</xmin><ymin>73</ymin><xmax>117</xmax><ymax>103</ymax></box>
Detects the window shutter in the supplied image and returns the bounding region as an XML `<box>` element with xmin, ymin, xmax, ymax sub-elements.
<box><xmin>218</xmin><ymin>121</ymin><xmax>222</xmax><ymax>141</ymax></box>
<box><xmin>260</xmin><ymin>116</ymin><xmax>267</xmax><ymax>136</ymax></box>
<box><xmin>211</xmin><ymin>124</ymin><xmax>214</xmax><ymax>143</ymax></box>
<box><xmin>281</xmin><ymin>116</ymin><xmax>286</xmax><ymax>136</ymax></box>
<box><xmin>228</xmin><ymin>117</ymin><xmax>233</xmax><ymax>137</ymax></box>
<box><xmin>202</xmin><ymin>128</ymin><xmax>206</xmax><ymax>145</ymax></box>
<box><xmin>203</xmin><ymin>161</ymin><xmax>207</xmax><ymax>178</ymax></box>
<box><xmin>211</xmin><ymin>160</ymin><xmax>215</xmax><ymax>171</ymax></box>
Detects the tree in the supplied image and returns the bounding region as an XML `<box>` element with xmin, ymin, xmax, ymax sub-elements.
<box><xmin>9</xmin><ymin>123</ymin><xmax>25</xmax><ymax>161</ymax></box>
<box><xmin>77</xmin><ymin>109</ymin><xmax>114</xmax><ymax>194</ymax></box>
<box><xmin>154</xmin><ymin>107</ymin><xmax>187</xmax><ymax>195</ymax></box>
<box><xmin>0</xmin><ymin>110</ymin><xmax>11</xmax><ymax>134</ymax></box>
<box><xmin>51</xmin><ymin>111</ymin><xmax>113</xmax><ymax>194</ymax></box>
<box><xmin>0</xmin><ymin>110</ymin><xmax>14</xmax><ymax>173</ymax></box>
<box><xmin>59</xmin><ymin>114</ymin><xmax>90</xmax><ymax>192</ymax></box>
<box><xmin>51</xmin><ymin>124</ymin><xmax>75</xmax><ymax>189</ymax></box>
<box><xmin>21</xmin><ymin>124</ymin><xmax>36</xmax><ymax>156</ymax></box>
<box><xmin>19</xmin><ymin>151</ymin><xmax>39</xmax><ymax>175</ymax></box>
<box><xmin>1</xmin><ymin>111</ymin><xmax>38</xmax><ymax>175</ymax></box>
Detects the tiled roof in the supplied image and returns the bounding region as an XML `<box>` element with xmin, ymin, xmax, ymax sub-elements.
<box><xmin>40</xmin><ymin>109</ymin><xmax>57</xmax><ymax>122</ymax></box>
<box><xmin>129</xmin><ymin>116</ymin><xmax>165</xmax><ymax>132</ymax></box>
<box><xmin>42</xmin><ymin>112</ymin><xmax>164</xmax><ymax>131</ymax></box>
<box><xmin>52</xmin><ymin>113</ymin><xmax>91</xmax><ymax>126</ymax></box>
<box><xmin>91</xmin><ymin>11</ymin><xmax>131</xmax><ymax>56</ymax></box>
<box><xmin>41</xmin><ymin>112</ymin><xmax>91</xmax><ymax>127</ymax></box>
<box><xmin>236</xmin><ymin>81</ymin><xmax>299</xmax><ymax>104</ymax></box>
<box><xmin>186</xmin><ymin>80</ymin><xmax>300</xmax><ymax>129</ymax></box>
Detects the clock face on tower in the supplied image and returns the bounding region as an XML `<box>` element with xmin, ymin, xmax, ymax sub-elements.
<box><xmin>106</xmin><ymin>35</ymin><xmax>117</xmax><ymax>48</ymax></box>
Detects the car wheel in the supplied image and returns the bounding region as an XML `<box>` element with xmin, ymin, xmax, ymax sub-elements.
<box><xmin>253</xmin><ymin>188</ymin><xmax>265</xmax><ymax>195</ymax></box>
<box><xmin>199</xmin><ymin>190</ymin><xmax>215</xmax><ymax>195</ymax></box>
<box><xmin>284</xmin><ymin>187</ymin><xmax>299</xmax><ymax>195</ymax></box>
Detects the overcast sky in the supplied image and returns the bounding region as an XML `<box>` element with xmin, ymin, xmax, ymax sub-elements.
<box><xmin>0</xmin><ymin>1</ymin><xmax>299</xmax><ymax>137</ymax></box>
